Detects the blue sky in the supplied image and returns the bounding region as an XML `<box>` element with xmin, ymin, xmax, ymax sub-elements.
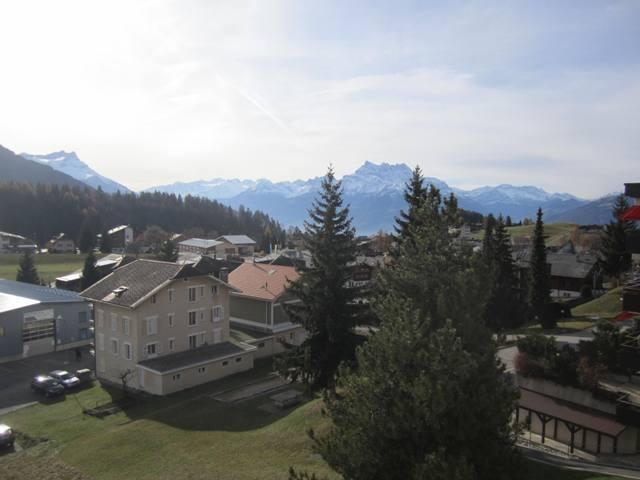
<box><xmin>0</xmin><ymin>0</ymin><xmax>638</xmax><ymax>197</ymax></box>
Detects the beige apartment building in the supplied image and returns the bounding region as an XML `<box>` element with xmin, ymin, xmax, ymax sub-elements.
<box><xmin>82</xmin><ymin>259</ymin><xmax>255</xmax><ymax>395</ymax></box>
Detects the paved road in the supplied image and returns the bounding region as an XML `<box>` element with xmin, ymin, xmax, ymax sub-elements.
<box><xmin>0</xmin><ymin>347</ymin><xmax>94</xmax><ymax>413</ymax></box>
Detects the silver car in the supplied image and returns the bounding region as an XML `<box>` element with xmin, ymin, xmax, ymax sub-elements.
<box><xmin>0</xmin><ymin>424</ymin><xmax>15</xmax><ymax>448</ymax></box>
<box><xmin>49</xmin><ymin>370</ymin><xmax>80</xmax><ymax>389</ymax></box>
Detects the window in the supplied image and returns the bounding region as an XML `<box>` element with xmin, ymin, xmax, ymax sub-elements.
<box><xmin>78</xmin><ymin>311</ymin><xmax>88</xmax><ymax>323</ymax></box>
<box><xmin>188</xmin><ymin>334</ymin><xmax>198</xmax><ymax>349</ymax></box>
<box><xmin>168</xmin><ymin>289</ymin><xmax>174</xmax><ymax>304</ymax></box>
<box><xmin>172</xmin><ymin>373</ymin><xmax>181</xmax><ymax>381</ymax></box>
<box><xmin>258</xmin><ymin>342</ymin><xmax>265</xmax><ymax>348</ymax></box>
<box><xmin>79</xmin><ymin>328</ymin><xmax>89</xmax><ymax>340</ymax></box>
<box><xmin>197</xmin><ymin>366</ymin><xmax>206</xmax><ymax>374</ymax></box>
<box><xmin>188</xmin><ymin>287</ymin><xmax>197</xmax><ymax>302</ymax></box>
<box><xmin>122</xmin><ymin>317</ymin><xmax>130</xmax><ymax>336</ymax></box>
<box><xmin>211</xmin><ymin>285</ymin><xmax>218</xmax><ymax>296</ymax></box>
<box><xmin>222</xmin><ymin>360</ymin><xmax>229</xmax><ymax>367</ymax></box>
<box><xmin>212</xmin><ymin>305</ymin><xmax>224</xmax><ymax>322</ymax></box>
<box><xmin>110</xmin><ymin>313</ymin><xmax>118</xmax><ymax>332</ymax></box>
<box><xmin>188</xmin><ymin>311</ymin><xmax>197</xmax><ymax>326</ymax></box>
<box><xmin>168</xmin><ymin>338</ymin><xmax>175</xmax><ymax>352</ymax></box>
<box><xmin>146</xmin><ymin>317</ymin><xmax>158</xmax><ymax>335</ymax></box>
<box><xmin>97</xmin><ymin>333</ymin><xmax>104</xmax><ymax>351</ymax></box>
<box><xmin>235</xmin><ymin>357</ymin><xmax>242</xmax><ymax>363</ymax></box>
<box><xmin>96</xmin><ymin>309</ymin><xmax>104</xmax><ymax>328</ymax></box>
<box><xmin>289</xmin><ymin>332</ymin><xmax>295</xmax><ymax>341</ymax></box>
<box><xmin>199</xmin><ymin>310</ymin><xmax>205</xmax><ymax>322</ymax></box>
<box><xmin>123</xmin><ymin>342</ymin><xmax>132</xmax><ymax>360</ymax></box>
<box><xmin>168</xmin><ymin>313</ymin><xmax>174</xmax><ymax>328</ymax></box>
<box><xmin>146</xmin><ymin>343</ymin><xmax>158</xmax><ymax>357</ymax></box>
<box><xmin>199</xmin><ymin>286</ymin><xmax>204</xmax><ymax>297</ymax></box>
<box><xmin>151</xmin><ymin>294</ymin><xmax>157</xmax><ymax>304</ymax></box>
<box><xmin>111</xmin><ymin>338</ymin><xmax>119</xmax><ymax>355</ymax></box>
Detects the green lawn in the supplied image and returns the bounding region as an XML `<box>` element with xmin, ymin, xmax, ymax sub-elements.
<box><xmin>0</xmin><ymin>253</ymin><xmax>88</xmax><ymax>285</ymax></box>
<box><xmin>572</xmin><ymin>288</ymin><xmax>623</xmax><ymax>319</ymax></box>
<box><xmin>0</xmin><ymin>361</ymin><xmax>338</xmax><ymax>480</ymax></box>
<box><xmin>506</xmin><ymin>319</ymin><xmax>596</xmax><ymax>336</ymax></box>
<box><xmin>473</xmin><ymin>222</ymin><xmax>577</xmax><ymax>247</ymax></box>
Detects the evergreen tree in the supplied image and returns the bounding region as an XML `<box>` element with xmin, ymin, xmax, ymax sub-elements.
<box><xmin>275</xmin><ymin>167</ymin><xmax>365</xmax><ymax>392</ymax></box>
<box><xmin>599</xmin><ymin>194</ymin><xmax>634</xmax><ymax>284</ymax></box>
<box><xmin>481</xmin><ymin>214</ymin><xmax>497</xmax><ymax>264</ymax></box>
<box><xmin>529</xmin><ymin>208</ymin><xmax>552</xmax><ymax>328</ymax></box>
<box><xmin>78</xmin><ymin>225</ymin><xmax>95</xmax><ymax>253</ymax></box>
<box><xmin>158</xmin><ymin>239</ymin><xmax>178</xmax><ymax>263</ymax></box>
<box><xmin>81</xmin><ymin>251</ymin><xmax>100</xmax><ymax>290</ymax></box>
<box><xmin>505</xmin><ymin>215</ymin><xmax>513</xmax><ymax>227</ymax></box>
<box><xmin>393</xmin><ymin>165</ymin><xmax>427</xmax><ymax>243</ymax></box>
<box><xmin>484</xmin><ymin>216</ymin><xmax>525</xmax><ymax>331</ymax></box>
<box><xmin>100</xmin><ymin>228</ymin><xmax>112</xmax><ymax>254</ymax></box>
<box><xmin>16</xmin><ymin>251</ymin><xmax>40</xmax><ymax>285</ymax></box>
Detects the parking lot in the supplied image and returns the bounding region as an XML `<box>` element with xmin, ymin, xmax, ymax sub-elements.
<box><xmin>0</xmin><ymin>347</ymin><xmax>94</xmax><ymax>415</ymax></box>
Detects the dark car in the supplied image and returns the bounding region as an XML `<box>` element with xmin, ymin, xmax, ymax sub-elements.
<box><xmin>0</xmin><ymin>424</ymin><xmax>15</xmax><ymax>449</ymax></box>
<box><xmin>75</xmin><ymin>368</ymin><xmax>93</xmax><ymax>386</ymax></box>
<box><xmin>49</xmin><ymin>370</ymin><xmax>80</xmax><ymax>389</ymax></box>
<box><xmin>31</xmin><ymin>375</ymin><xmax>65</xmax><ymax>398</ymax></box>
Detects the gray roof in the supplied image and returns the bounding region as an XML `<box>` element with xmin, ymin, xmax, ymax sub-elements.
<box><xmin>216</xmin><ymin>235</ymin><xmax>256</xmax><ymax>245</ymax></box>
<box><xmin>178</xmin><ymin>238</ymin><xmax>222</xmax><ymax>249</ymax></box>
<box><xmin>548</xmin><ymin>253</ymin><xmax>598</xmax><ymax>280</ymax></box>
<box><xmin>108</xmin><ymin>225</ymin><xmax>130</xmax><ymax>235</ymax></box>
<box><xmin>81</xmin><ymin>259</ymin><xmax>183</xmax><ymax>308</ymax></box>
<box><xmin>0</xmin><ymin>279</ymin><xmax>85</xmax><ymax>314</ymax></box>
<box><xmin>138</xmin><ymin>342</ymin><xmax>248</xmax><ymax>373</ymax></box>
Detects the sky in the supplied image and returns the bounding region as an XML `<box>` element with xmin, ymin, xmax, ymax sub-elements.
<box><xmin>0</xmin><ymin>1</ymin><xmax>639</xmax><ymax>198</ymax></box>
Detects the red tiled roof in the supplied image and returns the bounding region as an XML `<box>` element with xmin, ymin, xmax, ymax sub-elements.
<box><xmin>614</xmin><ymin>311</ymin><xmax>640</xmax><ymax>322</ymax></box>
<box><xmin>228</xmin><ymin>262</ymin><xmax>299</xmax><ymax>302</ymax></box>
<box><xmin>621</xmin><ymin>205</ymin><xmax>640</xmax><ymax>221</ymax></box>
<box><xmin>519</xmin><ymin>388</ymin><xmax>626</xmax><ymax>437</ymax></box>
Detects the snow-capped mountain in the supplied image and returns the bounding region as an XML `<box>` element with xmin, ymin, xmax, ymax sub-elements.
<box><xmin>20</xmin><ymin>151</ymin><xmax>131</xmax><ymax>194</ymax></box>
<box><xmin>145</xmin><ymin>161</ymin><xmax>591</xmax><ymax>233</ymax></box>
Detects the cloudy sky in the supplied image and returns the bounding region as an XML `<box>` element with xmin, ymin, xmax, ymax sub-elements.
<box><xmin>1</xmin><ymin>1</ymin><xmax>638</xmax><ymax>197</ymax></box>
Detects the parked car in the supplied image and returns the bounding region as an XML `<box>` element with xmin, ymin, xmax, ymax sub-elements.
<box><xmin>48</xmin><ymin>370</ymin><xmax>80</xmax><ymax>389</ymax></box>
<box><xmin>75</xmin><ymin>368</ymin><xmax>93</xmax><ymax>386</ymax></box>
<box><xmin>30</xmin><ymin>375</ymin><xmax>65</xmax><ymax>398</ymax></box>
<box><xmin>0</xmin><ymin>424</ymin><xmax>15</xmax><ymax>449</ymax></box>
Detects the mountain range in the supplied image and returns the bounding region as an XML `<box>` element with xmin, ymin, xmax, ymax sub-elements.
<box><xmin>1</xmin><ymin>146</ymin><xmax>618</xmax><ymax>233</ymax></box>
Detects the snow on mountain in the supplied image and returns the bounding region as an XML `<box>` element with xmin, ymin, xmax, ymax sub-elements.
<box><xmin>20</xmin><ymin>151</ymin><xmax>131</xmax><ymax>194</ymax></box>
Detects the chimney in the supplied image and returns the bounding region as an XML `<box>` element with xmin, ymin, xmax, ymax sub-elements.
<box><xmin>219</xmin><ymin>267</ymin><xmax>229</xmax><ymax>283</ymax></box>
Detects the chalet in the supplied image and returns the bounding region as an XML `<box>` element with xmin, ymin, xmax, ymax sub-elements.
<box><xmin>46</xmin><ymin>233</ymin><xmax>75</xmax><ymax>254</ymax></box>
<box><xmin>547</xmin><ymin>252</ymin><xmax>599</xmax><ymax>298</ymax></box>
<box><xmin>0</xmin><ymin>231</ymin><xmax>35</xmax><ymax>253</ymax></box>
<box><xmin>177</xmin><ymin>238</ymin><xmax>221</xmax><ymax>256</ymax></box>
<box><xmin>107</xmin><ymin>225</ymin><xmax>134</xmax><ymax>252</ymax></box>
<box><xmin>81</xmin><ymin>259</ymin><xmax>255</xmax><ymax>395</ymax></box>
<box><xmin>0</xmin><ymin>279</ymin><xmax>91</xmax><ymax>362</ymax></box>
<box><xmin>215</xmin><ymin>235</ymin><xmax>257</xmax><ymax>257</ymax></box>
<box><xmin>55</xmin><ymin>254</ymin><xmax>134</xmax><ymax>292</ymax></box>
<box><xmin>228</xmin><ymin>263</ymin><xmax>305</xmax><ymax>359</ymax></box>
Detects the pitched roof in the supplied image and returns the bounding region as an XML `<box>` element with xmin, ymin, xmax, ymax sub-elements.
<box><xmin>228</xmin><ymin>262</ymin><xmax>299</xmax><ymax>301</ymax></box>
<box><xmin>216</xmin><ymin>235</ymin><xmax>256</xmax><ymax>245</ymax></box>
<box><xmin>0</xmin><ymin>279</ymin><xmax>85</xmax><ymax>314</ymax></box>
<box><xmin>81</xmin><ymin>259</ymin><xmax>183</xmax><ymax>308</ymax></box>
<box><xmin>108</xmin><ymin>225</ymin><xmax>130</xmax><ymax>235</ymax></box>
<box><xmin>178</xmin><ymin>238</ymin><xmax>222</xmax><ymax>249</ymax></box>
<box><xmin>547</xmin><ymin>253</ymin><xmax>597</xmax><ymax>279</ymax></box>
<box><xmin>138</xmin><ymin>342</ymin><xmax>249</xmax><ymax>373</ymax></box>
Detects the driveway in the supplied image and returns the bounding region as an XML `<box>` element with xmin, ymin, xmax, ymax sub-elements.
<box><xmin>0</xmin><ymin>347</ymin><xmax>94</xmax><ymax>414</ymax></box>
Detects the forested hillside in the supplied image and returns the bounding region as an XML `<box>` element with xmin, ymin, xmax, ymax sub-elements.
<box><xmin>0</xmin><ymin>182</ymin><xmax>285</xmax><ymax>247</ymax></box>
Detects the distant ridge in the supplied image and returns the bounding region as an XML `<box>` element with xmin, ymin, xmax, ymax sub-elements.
<box><xmin>0</xmin><ymin>145</ymin><xmax>88</xmax><ymax>189</ymax></box>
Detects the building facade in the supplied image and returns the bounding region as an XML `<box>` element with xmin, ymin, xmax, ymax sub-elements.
<box><xmin>47</xmin><ymin>233</ymin><xmax>76</xmax><ymax>253</ymax></box>
<box><xmin>215</xmin><ymin>235</ymin><xmax>257</xmax><ymax>257</ymax></box>
<box><xmin>0</xmin><ymin>279</ymin><xmax>91</xmax><ymax>363</ymax></box>
<box><xmin>82</xmin><ymin>259</ymin><xmax>255</xmax><ymax>395</ymax></box>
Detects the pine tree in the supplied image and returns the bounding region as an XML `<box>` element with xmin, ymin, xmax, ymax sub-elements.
<box><xmin>81</xmin><ymin>251</ymin><xmax>100</xmax><ymax>290</ymax></box>
<box><xmin>529</xmin><ymin>208</ymin><xmax>552</xmax><ymax>328</ymax></box>
<box><xmin>506</xmin><ymin>215</ymin><xmax>513</xmax><ymax>227</ymax></box>
<box><xmin>599</xmin><ymin>194</ymin><xmax>634</xmax><ymax>285</ymax></box>
<box><xmin>393</xmin><ymin>165</ymin><xmax>427</xmax><ymax>243</ymax></box>
<box><xmin>158</xmin><ymin>239</ymin><xmax>178</xmax><ymax>263</ymax></box>
<box><xmin>275</xmin><ymin>167</ymin><xmax>365</xmax><ymax>392</ymax></box>
<box><xmin>100</xmin><ymin>228</ymin><xmax>112</xmax><ymax>254</ymax></box>
<box><xmin>16</xmin><ymin>251</ymin><xmax>40</xmax><ymax>285</ymax></box>
<box><xmin>78</xmin><ymin>225</ymin><xmax>95</xmax><ymax>254</ymax></box>
<box><xmin>484</xmin><ymin>216</ymin><xmax>525</xmax><ymax>331</ymax></box>
<box><xmin>482</xmin><ymin>214</ymin><xmax>497</xmax><ymax>264</ymax></box>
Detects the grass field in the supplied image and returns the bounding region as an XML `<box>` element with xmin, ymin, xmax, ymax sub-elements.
<box><xmin>0</xmin><ymin>359</ymin><xmax>626</xmax><ymax>480</ymax></box>
<box><xmin>507</xmin><ymin>319</ymin><xmax>596</xmax><ymax>335</ymax></box>
<box><xmin>0</xmin><ymin>253</ymin><xmax>88</xmax><ymax>285</ymax></box>
<box><xmin>572</xmin><ymin>288</ymin><xmax>623</xmax><ymax>319</ymax></box>
<box><xmin>473</xmin><ymin>222</ymin><xmax>578</xmax><ymax>247</ymax></box>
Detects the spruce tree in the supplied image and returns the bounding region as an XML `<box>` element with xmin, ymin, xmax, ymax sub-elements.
<box><xmin>81</xmin><ymin>251</ymin><xmax>100</xmax><ymax>290</ymax></box>
<box><xmin>158</xmin><ymin>239</ymin><xmax>178</xmax><ymax>262</ymax></box>
<box><xmin>393</xmin><ymin>165</ymin><xmax>427</xmax><ymax>243</ymax></box>
<box><xmin>529</xmin><ymin>208</ymin><xmax>552</xmax><ymax>328</ymax></box>
<box><xmin>276</xmin><ymin>167</ymin><xmax>365</xmax><ymax>392</ymax></box>
<box><xmin>16</xmin><ymin>251</ymin><xmax>41</xmax><ymax>285</ymax></box>
<box><xmin>599</xmin><ymin>194</ymin><xmax>634</xmax><ymax>285</ymax></box>
<box><xmin>100</xmin><ymin>228</ymin><xmax>112</xmax><ymax>254</ymax></box>
<box><xmin>482</xmin><ymin>214</ymin><xmax>497</xmax><ymax>264</ymax></box>
<box><xmin>78</xmin><ymin>225</ymin><xmax>95</xmax><ymax>254</ymax></box>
